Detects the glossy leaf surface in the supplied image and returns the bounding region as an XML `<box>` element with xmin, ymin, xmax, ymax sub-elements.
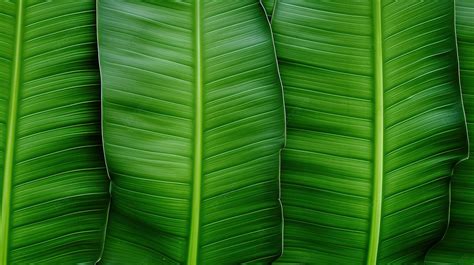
<box><xmin>98</xmin><ymin>1</ymin><xmax>284</xmax><ymax>264</ymax></box>
<box><xmin>271</xmin><ymin>1</ymin><xmax>467</xmax><ymax>264</ymax></box>
<box><xmin>0</xmin><ymin>1</ymin><xmax>109</xmax><ymax>264</ymax></box>
<box><xmin>425</xmin><ymin>1</ymin><xmax>474</xmax><ymax>263</ymax></box>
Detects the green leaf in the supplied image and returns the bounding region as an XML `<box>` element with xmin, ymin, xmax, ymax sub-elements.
<box><xmin>0</xmin><ymin>1</ymin><xmax>109</xmax><ymax>264</ymax></box>
<box><xmin>97</xmin><ymin>1</ymin><xmax>284</xmax><ymax>264</ymax></box>
<box><xmin>271</xmin><ymin>1</ymin><xmax>468</xmax><ymax>264</ymax></box>
<box><xmin>425</xmin><ymin>0</ymin><xmax>474</xmax><ymax>263</ymax></box>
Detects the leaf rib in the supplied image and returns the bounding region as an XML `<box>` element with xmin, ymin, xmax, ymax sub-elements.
<box><xmin>1</xmin><ymin>1</ymin><xmax>24</xmax><ymax>263</ymax></box>
<box><xmin>188</xmin><ymin>0</ymin><xmax>203</xmax><ymax>264</ymax></box>
<box><xmin>368</xmin><ymin>0</ymin><xmax>384</xmax><ymax>264</ymax></box>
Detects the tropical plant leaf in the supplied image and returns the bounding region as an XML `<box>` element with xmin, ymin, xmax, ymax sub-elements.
<box><xmin>425</xmin><ymin>1</ymin><xmax>474</xmax><ymax>263</ymax></box>
<box><xmin>0</xmin><ymin>1</ymin><xmax>109</xmax><ymax>264</ymax></box>
<box><xmin>271</xmin><ymin>0</ymin><xmax>468</xmax><ymax>264</ymax></box>
<box><xmin>97</xmin><ymin>1</ymin><xmax>284</xmax><ymax>264</ymax></box>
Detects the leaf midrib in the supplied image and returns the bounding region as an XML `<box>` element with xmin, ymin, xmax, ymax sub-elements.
<box><xmin>1</xmin><ymin>1</ymin><xmax>23</xmax><ymax>264</ymax></box>
<box><xmin>188</xmin><ymin>0</ymin><xmax>203</xmax><ymax>264</ymax></box>
<box><xmin>368</xmin><ymin>0</ymin><xmax>384</xmax><ymax>264</ymax></box>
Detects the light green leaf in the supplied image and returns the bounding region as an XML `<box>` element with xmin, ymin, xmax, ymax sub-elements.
<box><xmin>97</xmin><ymin>1</ymin><xmax>284</xmax><ymax>264</ymax></box>
<box><xmin>0</xmin><ymin>1</ymin><xmax>109</xmax><ymax>264</ymax></box>
<box><xmin>425</xmin><ymin>0</ymin><xmax>474</xmax><ymax>263</ymax></box>
<box><xmin>271</xmin><ymin>1</ymin><xmax>468</xmax><ymax>264</ymax></box>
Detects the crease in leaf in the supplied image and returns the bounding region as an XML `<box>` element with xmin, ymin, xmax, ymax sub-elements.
<box><xmin>425</xmin><ymin>0</ymin><xmax>474</xmax><ymax>263</ymax></box>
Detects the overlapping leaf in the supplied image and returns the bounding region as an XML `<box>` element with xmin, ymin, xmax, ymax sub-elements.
<box><xmin>425</xmin><ymin>1</ymin><xmax>474</xmax><ymax>263</ymax></box>
<box><xmin>271</xmin><ymin>1</ymin><xmax>468</xmax><ymax>263</ymax></box>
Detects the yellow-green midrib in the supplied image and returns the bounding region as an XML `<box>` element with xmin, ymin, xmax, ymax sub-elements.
<box><xmin>1</xmin><ymin>0</ymin><xmax>24</xmax><ymax>264</ymax></box>
<box><xmin>368</xmin><ymin>0</ymin><xmax>384</xmax><ymax>264</ymax></box>
<box><xmin>188</xmin><ymin>0</ymin><xmax>203</xmax><ymax>264</ymax></box>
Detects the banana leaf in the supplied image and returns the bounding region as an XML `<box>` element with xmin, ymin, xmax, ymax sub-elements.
<box><xmin>425</xmin><ymin>0</ymin><xmax>474</xmax><ymax>263</ymax></box>
<box><xmin>0</xmin><ymin>1</ymin><xmax>109</xmax><ymax>264</ymax></box>
<box><xmin>97</xmin><ymin>1</ymin><xmax>284</xmax><ymax>264</ymax></box>
<box><xmin>271</xmin><ymin>0</ymin><xmax>468</xmax><ymax>263</ymax></box>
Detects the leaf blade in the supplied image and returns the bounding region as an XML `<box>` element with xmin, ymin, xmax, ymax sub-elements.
<box><xmin>0</xmin><ymin>1</ymin><xmax>109</xmax><ymax>263</ymax></box>
<box><xmin>98</xmin><ymin>1</ymin><xmax>284</xmax><ymax>263</ymax></box>
<box><xmin>271</xmin><ymin>1</ymin><xmax>467</xmax><ymax>263</ymax></box>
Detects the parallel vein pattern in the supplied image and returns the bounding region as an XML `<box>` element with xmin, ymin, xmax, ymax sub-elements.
<box><xmin>272</xmin><ymin>1</ymin><xmax>467</xmax><ymax>264</ymax></box>
<box><xmin>98</xmin><ymin>1</ymin><xmax>284</xmax><ymax>264</ymax></box>
<box><xmin>0</xmin><ymin>1</ymin><xmax>109</xmax><ymax>264</ymax></box>
<box><xmin>425</xmin><ymin>1</ymin><xmax>474</xmax><ymax>263</ymax></box>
